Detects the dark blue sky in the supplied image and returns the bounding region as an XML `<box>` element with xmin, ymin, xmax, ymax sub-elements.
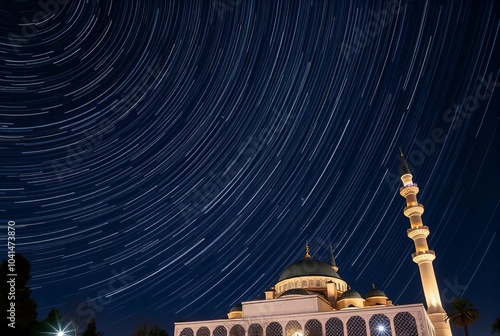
<box><xmin>1</xmin><ymin>0</ymin><xmax>499</xmax><ymax>335</ymax></box>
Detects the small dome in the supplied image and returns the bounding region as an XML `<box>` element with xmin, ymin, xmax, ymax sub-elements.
<box><xmin>339</xmin><ymin>289</ymin><xmax>363</xmax><ymax>300</ymax></box>
<box><xmin>229</xmin><ymin>303</ymin><xmax>242</xmax><ymax>312</ymax></box>
<box><xmin>280</xmin><ymin>288</ymin><xmax>315</xmax><ymax>296</ymax></box>
<box><xmin>365</xmin><ymin>288</ymin><xmax>387</xmax><ymax>298</ymax></box>
<box><xmin>278</xmin><ymin>258</ymin><xmax>340</xmax><ymax>281</ymax></box>
<box><xmin>365</xmin><ymin>284</ymin><xmax>387</xmax><ymax>298</ymax></box>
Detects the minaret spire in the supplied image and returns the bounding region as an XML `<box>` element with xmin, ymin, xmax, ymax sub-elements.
<box><xmin>305</xmin><ymin>241</ymin><xmax>311</xmax><ymax>258</ymax></box>
<box><xmin>398</xmin><ymin>150</ymin><xmax>452</xmax><ymax>336</ymax></box>
<box><xmin>329</xmin><ymin>244</ymin><xmax>339</xmax><ymax>272</ymax></box>
<box><xmin>399</xmin><ymin>147</ymin><xmax>412</xmax><ymax>176</ymax></box>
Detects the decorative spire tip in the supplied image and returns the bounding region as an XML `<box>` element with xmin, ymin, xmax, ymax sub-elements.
<box><xmin>305</xmin><ymin>240</ymin><xmax>311</xmax><ymax>258</ymax></box>
<box><xmin>329</xmin><ymin>243</ymin><xmax>339</xmax><ymax>272</ymax></box>
<box><xmin>398</xmin><ymin>147</ymin><xmax>412</xmax><ymax>175</ymax></box>
<box><xmin>329</xmin><ymin>244</ymin><xmax>336</xmax><ymax>266</ymax></box>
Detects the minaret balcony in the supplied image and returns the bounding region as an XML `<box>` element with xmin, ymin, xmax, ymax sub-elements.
<box><xmin>407</xmin><ymin>226</ymin><xmax>430</xmax><ymax>239</ymax></box>
<box><xmin>412</xmin><ymin>250</ymin><xmax>436</xmax><ymax>263</ymax></box>
<box><xmin>403</xmin><ymin>204</ymin><xmax>425</xmax><ymax>217</ymax></box>
<box><xmin>400</xmin><ymin>184</ymin><xmax>419</xmax><ymax>197</ymax></box>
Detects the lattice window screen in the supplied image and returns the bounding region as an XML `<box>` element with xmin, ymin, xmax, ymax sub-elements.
<box><xmin>180</xmin><ymin>328</ymin><xmax>194</xmax><ymax>336</ymax></box>
<box><xmin>248</xmin><ymin>324</ymin><xmax>263</xmax><ymax>336</ymax></box>
<box><xmin>305</xmin><ymin>319</ymin><xmax>322</xmax><ymax>336</ymax></box>
<box><xmin>325</xmin><ymin>317</ymin><xmax>344</xmax><ymax>336</ymax></box>
<box><xmin>213</xmin><ymin>326</ymin><xmax>227</xmax><ymax>336</ymax></box>
<box><xmin>347</xmin><ymin>316</ymin><xmax>367</xmax><ymax>336</ymax></box>
<box><xmin>229</xmin><ymin>324</ymin><xmax>245</xmax><ymax>336</ymax></box>
<box><xmin>369</xmin><ymin>314</ymin><xmax>392</xmax><ymax>336</ymax></box>
<box><xmin>394</xmin><ymin>312</ymin><xmax>418</xmax><ymax>336</ymax></box>
<box><xmin>285</xmin><ymin>320</ymin><xmax>302</xmax><ymax>336</ymax></box>
<box><xmin>196</xmin><ymin>327</ymin><xmax>210</xmax><ymax>336</ymax></box>
<box><xmin>266</xmin><ymin>322</ymin><xmax>283</xmax><ymax>336</ymax></box>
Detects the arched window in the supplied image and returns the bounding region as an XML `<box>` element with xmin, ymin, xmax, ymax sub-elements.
<box><xmin>213</xmin><ymin>326</ymin><xmax>227</xmax><ymax>336</ymax></box>
<box><xmin>394</xmin><ymin>312</ymin><xmax>418</xmax><ymax>336</ymax></box>
<box><xmin>309</xmin><ymin>280</ymin><xmax>314</xmax><ymax>287</ymax></box>
<box><xmin>316</xmin><ymin>280</ymin><xmax>321</xmax><ymax>287</ymax></box>
<box><xmin>180</xmin><ymin>328</ymin><xmax>194</xmax><ymax>336</ymax></box>
<box><xmin>347</xmin><ymin>316</ymin><xmax>367</xmax><ymax>336</ymax></box>
<box><xmin>305</xmin><ymin>319</ymin><xmax>322</xmax><ymax>336</ymax></box>
<box><xmin>369</xmin><ymin>314</ymin><xmax>392</xmax><ymax>335</ymax></box>
<box><xmin>326</xmin><ymin>317</ymin><xmax>344</xmax><ymax>336</ymax></box>
<box><xmin>248</xmin><ymin>324</ymin><xmax>263</xmax><ymax>336</ymax></box>
<box><xmin>296</xmin><ymin>281</ymin><xmax>300</xmax><ymax>288</ymax></box>
<box><xmin>230</xmin><ymin>324</ymin><xmax>245</xmax><ymax>336</ymax></box>
<box><xmin>302</xmin><ymin>280</ymin><xmax>307</xmax><ymax>287</ymax></box>
<box><xmin>285</xmin><ymin>320</ymin><xmax>302</xmax><ymax>336</ymax></box>
<box><xmin>197</xmin><ymin>327</ymin><xmax>210</xmax><ymax>336</ymax></box>
<box><xmin>266</xmin><ymin>322</ymin><xmax>283</xmax><ymax>336</ymax></box>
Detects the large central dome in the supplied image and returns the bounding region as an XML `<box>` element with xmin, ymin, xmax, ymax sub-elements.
<box><xmin>278</xmin><ymin>257</ymin><xmax>340</xmax><ymax>281</ymax></box>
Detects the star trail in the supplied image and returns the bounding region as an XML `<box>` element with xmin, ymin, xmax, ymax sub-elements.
<box><xmin>0</xmin><ymin>0</ymin><xmax>498</xmax><ymax>335</ymax></box>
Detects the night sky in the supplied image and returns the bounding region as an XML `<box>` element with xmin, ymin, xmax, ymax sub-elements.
<box><xmin>0</xmin><ymin>0</ymin><xmax>499</xmax><ymax>335</ymax></box>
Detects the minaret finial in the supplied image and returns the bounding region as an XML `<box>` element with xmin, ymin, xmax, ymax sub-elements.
<box><xmin>372</xmin><ymin>283</ymin><xmax>376</xmax><ymax>289</ymax></box>
<box><xmin>329</xmin><ymin>243</ymin><xmax>339</xmax><ymax>272</ymax></box>
<box><xmin>398</xmin><ymin>147</ymin><xmax>412</xmax><ymax>175</ymax></box>
<box><xmin>305</xmin><ymin>241</ymin><xmax>311</xmax><ymax>258</ymax></box>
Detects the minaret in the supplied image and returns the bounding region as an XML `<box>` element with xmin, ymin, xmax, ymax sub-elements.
<box><xmin>399</xmin><ymin>150</ymin><xmax>452</xmax><ymax>336</ymax></box>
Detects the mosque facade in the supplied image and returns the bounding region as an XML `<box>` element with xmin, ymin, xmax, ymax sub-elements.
<box><xmin>174</xmin><ymin>154</ymin><xmax>453</xmax><ymax>336</ymax></box>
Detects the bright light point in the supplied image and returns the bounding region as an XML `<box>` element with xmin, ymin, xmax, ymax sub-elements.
<box><xmin>57</xmin><ymin>332</ymin><xmax>65</xmax><ymax>336</ymax></box>
<box><xmin>377</xmin><ymin>325</ymin><xmax>385</xmax><ymax>332</ymax></box>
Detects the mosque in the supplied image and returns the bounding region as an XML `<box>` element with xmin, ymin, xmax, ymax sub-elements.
<box><xmin>174</xmin><ymin>153</ymin><xmax>453</xmax><ymax>336</ymax></box>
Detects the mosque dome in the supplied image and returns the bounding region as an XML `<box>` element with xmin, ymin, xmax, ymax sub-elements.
<box><xmin>227</xmin><ymin>303</ymin><xmax>243</xmax><ymax>319</ymax></box>
<box><xmin>229</xmin><ymin>303</ymin><xmax>242</xmax><ymax>312</ymax></box>
<box><xmin>339</xmin><ymin>288</ymin><xmax>363</xmax><ymax>300</ymax></box>
<box><xmin>365</xmin><ymin>285</ymin><xmax>387</xmax><ymax>298</ymax></box>
<box><xmin>278</xmin><ymin>258</ymin><xmax>340</xmax><ymax>281</ymax></box>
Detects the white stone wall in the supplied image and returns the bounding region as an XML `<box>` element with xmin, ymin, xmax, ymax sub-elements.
<box><xmin>174</xmin><ymin>303</ymin><xmax>435</xmax><ymax>336</ymax></box>
<box><xmin>243</xmin><ymin>295</ymin><xmax>332</xmax><ymax>318</ymax></box>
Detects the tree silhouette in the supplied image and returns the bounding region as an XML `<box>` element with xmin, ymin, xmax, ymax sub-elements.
<box><xmin>445</xmin><ymin>297</ymin><xmax>479</xmax><ymax>336</ymax></box>
<box><xmin>491</xmin><ymin>318</ymin><xmax>500</xmax><ymax>334</ymax></box>
<box><xmin>82</xmin><ymin>317</ymin><xmax>104</xmax><ymax>336</ymax></box>
<box><xmin>30</xmin><ymin>307</ymin><xmax>63</xmax><ymax>335</ymax></box>
<box><xmin>0</xmin><ymin>253</ymin><xmax>37</xmax><ymax>334</ymax></box>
